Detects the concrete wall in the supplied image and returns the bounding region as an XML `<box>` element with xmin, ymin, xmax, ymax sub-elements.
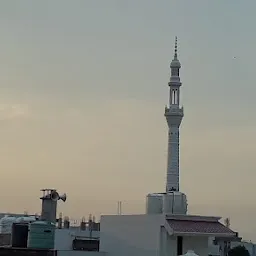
<box><xmin>183</xmin><ymin>236</ymin><xmax>209</xmax><ymax>256</ymax></box>
<box><xmin>55</xmin><ymin>228</ymin><xmax>100</xmax><ymax>250</ymax></box>
<box><xmin>159</xmin><ymin>227</ymin><xmax>209</xmax><ymax>256</ymax></box>
<box><xmin>208</xmin><ymin>237</ymin><xmax>220</xmax><ymax>256</ymax></box>
<box><xmin>166</xmin><ymin>231</ymin><xmax>177</xmax><ymax>256</ymax></box>
<box><xmin>100</xmin><ymin>214</ymin><xmax>164</xmax><ymax>256</ymax></box>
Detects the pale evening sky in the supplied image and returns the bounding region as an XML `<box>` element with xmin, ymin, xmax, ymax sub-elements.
<box><xmin>0</xmin><ymin>0</ymin><xmax>256</xmax><ymax>240</ymax></box>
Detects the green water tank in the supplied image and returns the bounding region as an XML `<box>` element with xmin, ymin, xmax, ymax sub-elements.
<box><xmin>27</xmin><ymin>221</ymin><xmax>55</xmax><ymax>249</ymax></box>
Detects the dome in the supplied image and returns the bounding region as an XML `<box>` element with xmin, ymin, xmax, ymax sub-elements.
<box><xmin>170</xmin><ymin>58</ymin><xmax>181</xmax><ymax>68</ymax></box>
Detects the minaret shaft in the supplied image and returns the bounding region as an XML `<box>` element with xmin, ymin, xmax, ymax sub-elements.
<box><xmin>166</xmin><ymin>126</ymin><xmax>180</xmax><ymax>191</ymax></box>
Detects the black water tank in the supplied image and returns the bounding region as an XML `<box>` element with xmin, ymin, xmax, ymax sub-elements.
<box><xmin>11</xmin><ymin>223</ymin><xmax>29</xmax><ymax>248</ymax></box>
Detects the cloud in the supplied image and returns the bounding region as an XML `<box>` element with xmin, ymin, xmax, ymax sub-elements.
<box><xmin>0</xmin><ymin>104</ymin><xmax>30</xmax><ymax>121</ymax></box>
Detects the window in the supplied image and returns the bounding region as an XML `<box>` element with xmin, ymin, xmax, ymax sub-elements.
<box><xmin>72</xmin><ymin>239</ymin><xmax>99</xmax><ymax>251</ymax></box>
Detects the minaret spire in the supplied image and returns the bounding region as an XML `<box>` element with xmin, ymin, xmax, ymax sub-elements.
<box><xmin>164</xmin><ymin>37</ymin><xmax>183</xmax><ymax>192</ymax></box>
<box><xmin>174</xmin><ymin>36</ymin><xmax>178</xmax><ymax>59</ymax></box>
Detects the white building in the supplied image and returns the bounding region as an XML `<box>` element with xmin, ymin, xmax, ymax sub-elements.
<box><xmin>99</xmin><ymin>38</ymin><xmax>239</xmax><ymax>256</ymax></box>
<box><xmin>100</xmin><ymin>214</ymin><xmax>237</xmax><ymax>256</ymax></box>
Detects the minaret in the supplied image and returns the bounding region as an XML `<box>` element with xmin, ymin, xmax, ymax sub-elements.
<box><xmin>164</xmin><ymin>37</ymin><xmax>183</xmax><ymax>192</ymax></box>
<box><xmin>146</xmin><ymin>37</ymin><xmax>187</xmax><ymax>215</ymax></box>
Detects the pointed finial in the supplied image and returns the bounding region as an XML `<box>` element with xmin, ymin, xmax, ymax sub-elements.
<box><xmin>174</xmin><ymin>36</ymin><xmax>178</xmax><ymax>59</ymax></box>
<box><xmin>170</xmin><ymin>36</ymin><xmax>181</xmax><ymax>69</ymax></box>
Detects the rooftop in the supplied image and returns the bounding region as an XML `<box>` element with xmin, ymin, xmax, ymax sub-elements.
<box><xmin>167</xmin><ymin>219</ymin><xmax>237</xmax><ymax>236</ymax></box>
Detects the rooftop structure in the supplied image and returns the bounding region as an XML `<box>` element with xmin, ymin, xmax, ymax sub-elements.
<box><xmin>40</xmin><ymin>189</ymin><xmax>66</xmax><ymax>223</ymax></box>
<box><xmin>0</xmin><ymin>191</ymin><xmax>102</xmax><ymax>256</ymax></box>
<box><xmin>99</xmin><ymin>38</ymin><xmax>240</xmax><ymax>256</ymax></box>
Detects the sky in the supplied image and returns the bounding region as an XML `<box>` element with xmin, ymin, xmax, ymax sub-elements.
<box><xmin>0</xmin><ymin>0</ymin><xmax>256</xmax><ymax>240</ymax></box>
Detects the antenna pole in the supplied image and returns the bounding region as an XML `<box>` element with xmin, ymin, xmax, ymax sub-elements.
<box><xmin>117</xmin><ymin>201</ymin><xmax>122</xmax><ymax>215</ymax></box>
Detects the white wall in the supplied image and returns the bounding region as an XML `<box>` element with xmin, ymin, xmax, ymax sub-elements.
<box><xmin>159</xmin><ymin>226</ymin><xmax>176</xmax><ymax>256</ymax></box>
<box><xmin>100</xmin><ymin>214</ymin><xmax>213</xmax><ymax>256</ymax></box>
<box><xmin>55</xmin><ymin>228</ymin><xmax>100</xmax><ymax>250</ymax></box>
<box><xmin>208</xmin><ymin>237</ymin><xmax>220</xmax><ymax>256</ymax></box>
<box><xmin>183</xmin><ymin>236</ymin><xmax>209</xmax><ymax>256</ymax></box>
<box><xmin>166</xmin><ymin>230</ymin><xmax>176</xmax><ymax>256</ymax></box>
<box><xmin>160</xmin><ymin>227</ymin><xmax>209</xmax><ymax>256</ymax></box>
<box><xmin>100</xmin><ymin>214</ymin><xmax>164</xmax><ymax>256</ymax></box>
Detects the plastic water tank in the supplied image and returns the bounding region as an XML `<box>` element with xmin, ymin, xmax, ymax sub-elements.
<box><xmin>0</xmin><ymin>216</ymin><xmax>17</xmax><ymax>234</ymax></box>
<box><xmin>162</xmin><ymin>192</ymin><xmax>187</xmax><ymax>214</ymax></box>
<box><xmin>11</xmin><ymin>223</ymin><xmax>29</xmax><ymax>248</ymax></box>
<box><xmin>27</xmin><ymin>221</ymin><xmax>55</xmax><ymax>249</ymax></box>
<box><xmin>146</xmin><ymin>193</ymin><xmax>163</xmax><ymax>214</ymax></box>
<box><xmin>15</xmin><ymin>216</ymin><xmax>36</xmax><ymax>223</ymax></box>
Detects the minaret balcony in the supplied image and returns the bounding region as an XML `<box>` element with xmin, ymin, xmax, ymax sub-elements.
<box><xmin>165</xmin><ymin>106</ymin><xmax>184</xmax><ymax>117</ymax></box>
<box><xmin>169</xmin><ymin>76</ymin><xmax>181</xmax><ymax>84</ymax></box>
<box><xmin>165</xmin><ymin>106</ymin><xmax>183</xmax><ymax>126</ymax></box>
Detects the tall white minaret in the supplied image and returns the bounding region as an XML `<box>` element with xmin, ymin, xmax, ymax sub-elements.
<box><xmin>164</xmin><ymin>37</ymin><xmax>183</xmax><ymax>192</ymax></box>
<box><xmin>146</xmin><ymin>37</ymin><xmax>187</xmax><ymax>215</ymax></box>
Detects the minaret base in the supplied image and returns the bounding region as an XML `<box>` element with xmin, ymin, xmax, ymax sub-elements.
<box><xmin>163</xmin><ymin>192</ymin><xmax>187</xmax><ymax>214</ymax></box>
<box><xmin>146</xmin><ymin>192</ymin><xmax>188</xmax><ymax>215</ymax></box>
